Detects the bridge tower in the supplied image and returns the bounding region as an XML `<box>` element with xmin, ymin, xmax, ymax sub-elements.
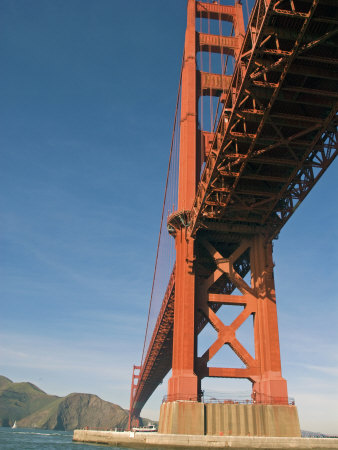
<box><xmin>160</xmin><ymin>0</ymin><xmax>300</xmax><ymax>436</ymax></box>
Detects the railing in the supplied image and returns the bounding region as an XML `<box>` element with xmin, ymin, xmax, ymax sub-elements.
<box><xmin>81</xmin><ymin>427</ymin><xmax>126</xmax><ymax>432</ymax></box>
<box><xmin>162</xmin><ymin>393</ymin><xmax>295</xmax><ymax>406</ymax></box>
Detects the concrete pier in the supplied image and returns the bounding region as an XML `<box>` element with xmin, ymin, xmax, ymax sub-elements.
<box><xmin>159</xmin><ymin>401</ymin><xmax>301</xmax><ymax>437</ymax></box>
<box><xmin>73</xmin><ymin>429</ymin><xmax>338</xmax><ymax>448</ymax></box>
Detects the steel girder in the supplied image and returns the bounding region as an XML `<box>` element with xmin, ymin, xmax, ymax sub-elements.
<box><xmin>191</xmin><ymin>0</ymin><xmax>338</xmax><ymax>238</ymax></box>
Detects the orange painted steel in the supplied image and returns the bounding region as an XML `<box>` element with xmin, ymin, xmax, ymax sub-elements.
<box><xmin>191</xmin><ymin>0</ymin><xmax>338</xmax><ymax>237</ymax></box>
<box><xmin>129</xmin><ymin>0</ymin><xmax>338</xmax><ymax>427</ymax></box>
<box><xmin>128</xmin><ymin>365</ymin><xmax>140</xmax><ymax>431</ymax></box>
<box><xmin>129</xmin><ymin>267</ymin><xmax>175</xmax><ymax>423</ymax></box>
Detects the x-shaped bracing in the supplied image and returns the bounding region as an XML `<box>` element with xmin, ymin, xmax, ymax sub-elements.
<box><xmin>197</xmin><ymin>239</ymin><xmax>260</xmax><ymax>380</ymax></box>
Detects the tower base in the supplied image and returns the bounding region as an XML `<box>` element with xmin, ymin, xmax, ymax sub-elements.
<box><xmin>159</xmin><ymin>401</ymin><xmax>301</xmax><ymax>437</ymax></box>
<box><xmin>159</xmin><ymin>401</ymin><xmax>204</xmax><ymax>435</ymax></box>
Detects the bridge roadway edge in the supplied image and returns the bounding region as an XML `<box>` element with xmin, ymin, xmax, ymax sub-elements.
<box><xmin>73</xmin><ymin>430</ymin><xmax>338</xmax><ymax>449</ymax></box>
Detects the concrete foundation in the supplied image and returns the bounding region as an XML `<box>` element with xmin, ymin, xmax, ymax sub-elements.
<box><xmin>205</xmin><ymin>403</ymin><xmax>301</xmax><ymax>437</ymax></box>
<box><xmin>159</xmin><ymin>400</ymin><xmax>204</xmax><ymax>434</ymax></box>
<box><xmin>73</xmin><ymin>430</ymin><xmax>338</xmax><ymax>448</ymax></box>
<box><xmin>159</xmin><ymin>401</ymin><xmax>301</xmax><ymax>437</ymax></box>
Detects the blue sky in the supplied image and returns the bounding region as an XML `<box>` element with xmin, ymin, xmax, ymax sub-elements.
<box><xmin>0</xmin><ymin>0</ymin><xmax>337</xmax><ymax>435</ymax></box>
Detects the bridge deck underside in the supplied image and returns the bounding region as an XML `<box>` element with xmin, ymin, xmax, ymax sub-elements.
<box><xmin>131</xmin><ymin>0</ymin><xmax>337</xmax><ymax>419</ymax></box>
<box><xmin>192</xmin><ymin>0</ymin><xmax>338</xmax><ymax>236</ymax></box>
<box><xmin>132</xmin><ymin>270</ymin><xmax>175</xmax><ymax>417</ymax></box>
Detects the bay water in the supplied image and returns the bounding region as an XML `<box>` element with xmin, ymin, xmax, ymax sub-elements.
<box><xmin>1</xmin><ymin>426</ymin><xmax>333</xmax><ymax>450</ymax></box>
<box><xmin>0</xmin><ymin>427</ymin><xmax>137</xmax><ymax>450</ymax></box>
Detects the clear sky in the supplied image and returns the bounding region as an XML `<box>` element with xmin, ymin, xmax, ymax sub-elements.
<box><xmin>0</xmin><ymin>0</ymin><xmax>337</xmax><ymax>435</ymax></box>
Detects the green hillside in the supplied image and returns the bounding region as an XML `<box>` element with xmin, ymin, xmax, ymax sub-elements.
<box><xmin>18</xmin><ymin>392</ymin><xmax>130</xmax><ymax>430</ymax></box>
<box><xmin>0</xmin><ymin>376</ymin><xmax>13</xmax><ymax>389</ymax></box>
<box><xmin>0</xmin><ymin>376</ymin><xmax>60</xmax><ymax>427</ymax></box>
<box><xmin>0</xmin><ymin>376</ymin><xmax>155</xmax><ymax>431</ymax></box>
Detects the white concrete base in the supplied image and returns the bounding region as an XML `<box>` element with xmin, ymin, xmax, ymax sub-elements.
<box><xmin>73</xmin><ymin>429</ymin><xmax>338</xmax><ymax>448</ymax></box>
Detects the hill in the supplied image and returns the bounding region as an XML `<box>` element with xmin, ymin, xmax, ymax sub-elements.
<box><xmin>18</xmin><ymin>393</ymin><xmax>130</xmax><ymax>430</ymax></box>
<box><xmin>0</xmin><ymin>376</ymin><xmax>60</xmax><ymax>427</ymax></box>
<box><xmin>0</xmin><ymin>376</ymin><xmax>13</xmax><ymax>389</ymax></box>
<box><xmin>301</xmin><ymin>430</ymin><xmax>338</xmax><ymax>438</ymax></box>
<box><xmin>0</xmin><ymin>376</ymin><xmax>154</xmax><ymax>431</ymax></box>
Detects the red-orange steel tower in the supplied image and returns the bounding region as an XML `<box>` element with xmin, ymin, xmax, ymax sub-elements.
<box><xmin>167</xmin><ymin>0</ymin><xmax>288</xmax><ymax>405</ymax></box>
<box><xmin>129</xmin><ymin>0</ymin><xmax>337</xmax><ymax>435</ymax></box>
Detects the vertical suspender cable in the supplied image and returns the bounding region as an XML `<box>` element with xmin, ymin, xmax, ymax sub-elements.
<box><xmin>245</xmin><ymin>0</ymin><xmax>250</xmax><ymax>26</ymax></box>
<box><xmin>200</xmin><ymin>9</ymin><xmax>204</xmax><ymax>139</ymax></box>
<box><xmin>208</xmin><ymin>11</ymin><xmax>213</xmax><ymax>132</ymax></box>
<box><xmin>212</xmin><ymin>24</ymin><xmax>234</xmax><ymax>133</ymax></box>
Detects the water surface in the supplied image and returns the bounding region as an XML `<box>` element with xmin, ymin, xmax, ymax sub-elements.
<box><xmin>0</xmin><ymin>427</ymin><xmax>133</xmax><ymax>449</ymax></box>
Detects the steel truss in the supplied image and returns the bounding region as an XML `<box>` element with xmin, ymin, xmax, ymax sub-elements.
<box><xmin>191</xmin><ymin>0</ymin><xmax>338</xmax><ymax>237</ymax></box>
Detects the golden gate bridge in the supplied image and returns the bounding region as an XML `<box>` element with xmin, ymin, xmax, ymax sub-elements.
<box><xmin>128</xmin><ymin>0</ymin><xmax>337</xmax><ymax>435</ymax></box>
